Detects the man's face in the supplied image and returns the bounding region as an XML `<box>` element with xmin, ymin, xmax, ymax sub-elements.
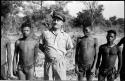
<box><xmin>22</xmin><ymin>27</ymin><xmax>31</xmax><ymax>37</ymax></box>
<box><xmin>52</xmin><ymin>18</ymin><xmax>63</xmax><ymax>29</ymax></box>
<box><xmin>83</xmin><ymin>27</ymin><xmax>92</xmax><ymax>36</ymax></box>
<box><xmin>106</xmin><ymin>33</ymin><xmax>116</xmax><ymax>42</ymax></box>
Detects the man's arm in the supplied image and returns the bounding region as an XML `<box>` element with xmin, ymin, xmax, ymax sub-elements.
<box><xmin>117</xmin><ymin>37</ymin><xmax>124</xmax><ymax>46</ymax></box>
<box><xmin>75</xmin><ymin>38</ymin><xmax>80</xmax><ymax>66</ymax></box>
<box><xmin>66</xmin><ymin>35</ymin><xmax>74</xmax><ymax>50</ymax></box>
<box><xmin>96</xmin><ymin>46</ymin><xmax>102</xmax><ymax>69</ymax></box>
<box><xmin>65</xmin><ymin>34</ymin><xmax>74</xmax><ymax>57</ymax></box>
<box><xmin>91</xmin><ymin>38</ymin><xmax>98</xmax><ymax>71</ymax></box>
<box><xmin>13</xmin><ymin>40</ymin><xmax>19</xmax><ymax>74</ymax></box>
<box><xmin>75</xmin><ymin>38</ymin><xmax>80</xmax><ymax>73</ymax></box>
<box><xmin>117</xmin><ymin>46</ymin><xmax>122</xmax><ymax>73</ymax></box>
<box><xmin>6</xmin><ymin>38</ymin><xmax>12</xmax><ymax>76</ymax></box>
<box><xmin>34</xmin><ymin>40</ymin><xmax>39</xmax><ymax>64</ymax></box>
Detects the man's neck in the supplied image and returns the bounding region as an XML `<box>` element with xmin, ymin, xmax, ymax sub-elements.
<box><xmin>23</xmin><ymin>35</ymin><xmax>32</xmax><ymax>40</ymax></box>
<box><xmin>84</xmin><ymin>35</ymin><xmax>92</xmax><ymax>38</ymax></box>
<box><xmin>107</xmin><ymin>42</ymin><xmax>115</xmax><ymax>47</ymax></box>
<box><xmin>51</xmin><ymin>28</ymin><xmax>61</xmax><ymax>35</ymax></box>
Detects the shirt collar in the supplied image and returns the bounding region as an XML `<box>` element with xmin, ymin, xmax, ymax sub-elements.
<box><xmin>50</xmin><ymin>28</ymin><xmax>64</xmax><ymax>36</ymax></box>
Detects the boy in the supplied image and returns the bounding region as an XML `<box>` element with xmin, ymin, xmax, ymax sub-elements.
<box><xmin>75</xmin><ymin>26</ymin><xmax>98</xmax><ymax>81</ymax></box>
<box><xmin>96</xmin><ymin>30</ymin><xmax>122</xmax><ymax>81</ymax></box>
<box><xmin>13</xmin><ymin>22</ymin><xmax>39</xmax><ymax>80</ymax></box>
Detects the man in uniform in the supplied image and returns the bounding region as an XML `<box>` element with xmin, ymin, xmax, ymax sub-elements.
<box><xmin>75</xmin><ymin>26</ymin><xmax>98</xmax><ymax>81</ymax></box>
<box><xmin>13</xmin><ymin>22</ymin><xmax>39</xmax><ymax>80</ymax></box>
<box><xmin>96</xmin><ymin>30</ymin><xmax>122</xmax><ymax>81</ymax></box>
<box><xmin>117</xmin><ymin>37</ymin><xmax>125</xmax><ymax>81</ymax></box>
<box><xmin>39</xmin><ymin>11</ymin><xmax>73</xmax><ymax>80</ymax></box>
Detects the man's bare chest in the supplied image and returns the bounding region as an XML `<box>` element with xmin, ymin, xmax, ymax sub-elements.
<box><xmin>18</xmin><ymin>40</ymin><xmax>36</xmax><ymax>51</ymax></box>
<box><xmin>102</xmin><ymin>46</ymin><xmax>118</xmax><ymax>56</ymax></box>
<box><xmin>80</xmin><ymin>38</ymin><xmax>95</xmax><ymax>48</ymax></box>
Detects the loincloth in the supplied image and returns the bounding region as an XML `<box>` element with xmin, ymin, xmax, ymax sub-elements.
<box><xmin>99</xmin><ymin>66</ymin><xmax>116</xmax><ymax>76</ymax></box>
<box><xmin>78</xmin><ymin>64</ymin><xmax>93</xmax><ymax>76</ymax></box>
<box><xmin>17</xmin><ymin>64</ymin><xmax>34</xmax><ymax>74</ymax></box>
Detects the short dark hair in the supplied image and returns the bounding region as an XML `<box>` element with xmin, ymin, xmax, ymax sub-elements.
<box><xmin>21</xmin><ymin>22</ymin><xmax>31</xmax><ymax>30</ymax></box>
<box><xmin>107</xmin><ymin>30</ymin><xmax>117</xmax><ymax>36</ymax></box>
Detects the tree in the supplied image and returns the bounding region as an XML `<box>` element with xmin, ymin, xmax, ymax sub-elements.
<box><xmin>72</xmin><ymin>2</ymin><xmax>104</xmax><ymax>29</ymax></box>
<box><xmin>116</xmin><ymin>18</ymin><xmax>124</xmax><ymax>26</ymax></box>
<box><xmin>1</xmin><ymin>1</ymin><xmax>23</xmax><ymax>33</ymax></box>
<box><xmin>109</xmin><ymin>16</ymin><xmax>117</xmax><ymax>25</ymax></box>
<box><xmin>105</xmin><ymin>19</ymin><xmax>112</xmax><ymax>27</ymax></box>
<box><xmin>82</xmin><ymin>1</ymin><xmax>104</xmax><ymax>29</ymax></box>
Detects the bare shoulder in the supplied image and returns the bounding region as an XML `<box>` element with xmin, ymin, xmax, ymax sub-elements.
<box><xmin>15</xmin><ymin>38</ymin><xmax>22</xmax><ymax>45</ymax></box>
<box><xmin>77</xmin><ymin>36</ymin><xmax>83</xmax><ymax>42</ymax></box>
<box><xmin>99</xmin><ymin>44</ymin><xmax>106</xmax><ymax>49</ymax></box>
<box><xmin>116</xmin><ymin>45</ymin><xmax>121</xmax><ymax>51</ymax></box>
<box><xmin>30</xmin><ymin>37</ymin><xmax>39</xmax><ymax>46</ymax></box>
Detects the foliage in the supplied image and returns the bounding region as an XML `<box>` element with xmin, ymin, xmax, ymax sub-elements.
<box><xmin>109</xmin><ymin>16</ymin><xmax>117</xmax><ymax>25</ymax></box>
<box><xmin>1</xmin><ymin>1</ymin><xmax>124</xmax><ymax>35</ymax></box>
<box><xmin>116</xmin><ymin>18</ymin><xmax>124</xmax><ymax>26</ymax></box>
<box><xmin>72</xmin><ymin>2</ymin><xmax>104</xmax><ymax>29</ymax></box>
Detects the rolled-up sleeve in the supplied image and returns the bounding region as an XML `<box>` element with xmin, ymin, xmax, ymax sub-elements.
<box><xmin>66</xmin><ymin>35</ymin><xmax>73</xmax><ymax>50</ymax></box>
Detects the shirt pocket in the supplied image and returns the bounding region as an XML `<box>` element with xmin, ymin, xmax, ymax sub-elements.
<box><xmin>58</xmin><ymin>38</ymin><xmax>66</xmax><ymax>48</ymax></box>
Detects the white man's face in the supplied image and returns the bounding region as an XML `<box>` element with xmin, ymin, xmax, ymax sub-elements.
<box><xmin>52</xmin><ymin>18</ymin><xmax>63</xmax><ymax>29</ymax></box>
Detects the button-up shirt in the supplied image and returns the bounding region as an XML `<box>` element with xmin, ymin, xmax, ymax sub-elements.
<box><xmin>40</xmin><ymin>30</ymin><xmax>73</xmax><ymax>59</ymax></box>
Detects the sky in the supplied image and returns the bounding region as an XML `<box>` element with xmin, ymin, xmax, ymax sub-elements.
<box><xmin>43</xmin><ymin>1</ymin><xmax>124</xmax><ymax>19</ymax></box>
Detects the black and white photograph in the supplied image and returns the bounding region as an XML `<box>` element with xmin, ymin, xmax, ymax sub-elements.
<box><xmin>1</xmin><ymin>1</ymin><xmax>124</xmax><ymax>81</ymax></box>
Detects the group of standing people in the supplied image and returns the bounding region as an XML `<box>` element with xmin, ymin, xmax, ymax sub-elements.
<box><xmin>1</xmin><ymin>11</ymin><xmax>125</xmax><ymax>81</ymax></box>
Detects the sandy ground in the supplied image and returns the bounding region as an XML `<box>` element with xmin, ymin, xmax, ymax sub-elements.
<box><xmin>7</xmin><ymin>32</ymin><xmax>123</xmax><ymax>80</ymax></box>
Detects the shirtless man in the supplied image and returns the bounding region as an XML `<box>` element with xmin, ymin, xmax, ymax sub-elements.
<box><xmin>75</xmin><ymin>26</ymin><xmax>98</xmax><ymax>81</ymax></box>
<box><xmin>117</xmin><ymin>37</ymin><xmax>125</xmax><ymax>81</ymax></box>
<box><xmin>1</xmin><ymin>30</ymin><xmax>12</xmax><ymax>79</ymax></box>
<box><xmin>96</xmin><ymin>30</ymin><xmax>122</xmax><ymax>81</ymax></box>
<box><xmin>13</xmin><ymin>22</ymin><xmax>39</xmax><ymax>80</ymax></box>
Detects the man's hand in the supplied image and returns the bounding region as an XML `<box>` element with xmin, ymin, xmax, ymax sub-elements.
<box><xmin>95</xmin><ymin>68</ymin><xmax>99</xmax><ymax>78</ymax></box>
<box><xmin>91</xmin><ymin>66</ymin><xmax>96</xmax><ymax>73</ymax></box>
<box><xmin>114</xmin><ymin>71</ymin><xmax>120</xmax><ymax>79</ymax></box>
<box><xmin>13</xmin><ymin>66</ymin><xmax>17</xmax><ymax>75</ymax></box>
<box><xmin>75</xmin><ymin>65</ymin><xmax>79</xmax><ymax>74</ymax></box>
